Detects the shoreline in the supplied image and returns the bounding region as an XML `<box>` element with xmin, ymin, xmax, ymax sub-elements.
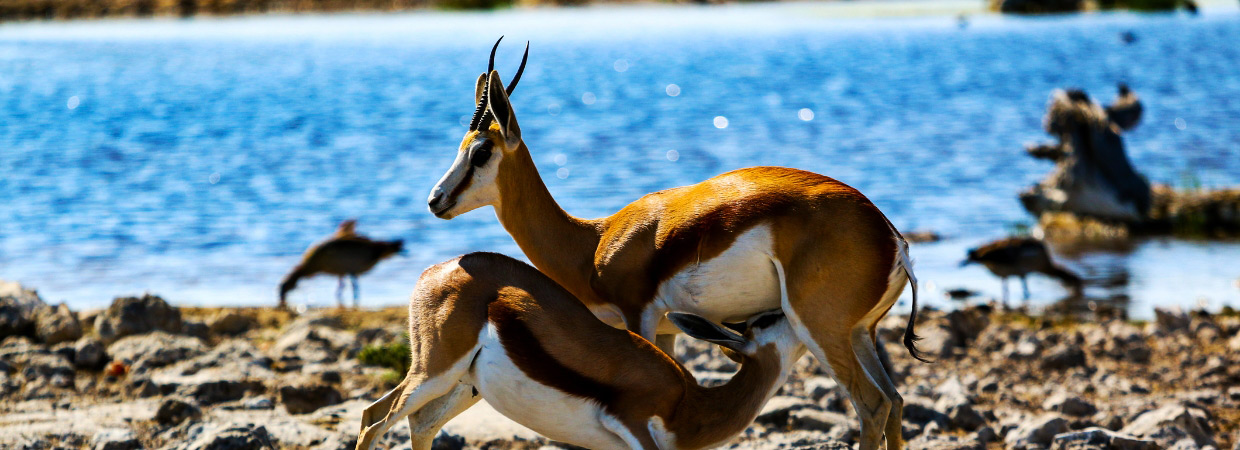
<box><xmin>2</xmin><ymin>282</ymin><xmax>1239</xmax><ymax>448</ymax></box>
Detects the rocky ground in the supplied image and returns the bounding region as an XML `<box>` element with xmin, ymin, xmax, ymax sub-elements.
<box><xmin>2</xmin><ymin>279</ymin><xmax>1238</xmax><ymax>449</ymax></box>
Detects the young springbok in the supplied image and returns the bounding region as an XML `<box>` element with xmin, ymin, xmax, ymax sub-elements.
<box><xmin>355</xmin><ymin>252</ymin><xmax>805</xmax><ymax>450</ymax></box>
<box><xmin>425</xmin><ymin>39</ymin><xmax>921</xmax><ymax>449</ymax></box>
<box><xmin>279</xmin><ymin>220</ymin><xmax>404</xmax><ymax>308</ymax></box>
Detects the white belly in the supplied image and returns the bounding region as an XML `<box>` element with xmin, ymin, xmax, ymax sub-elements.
<box><xmin>471</xmin><ymin>325</ymin><xmax>629</xmax><ymax>450</ymax></box>
<box><xmin>654</xmin><ymin>223</ymin><xmax>781</xmax><ymax>324</ymax></box>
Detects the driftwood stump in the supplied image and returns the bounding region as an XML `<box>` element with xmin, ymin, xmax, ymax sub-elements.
<box><xmin>1020</xmin><ymin>89</ymin><xmax>1151</xmax><ymax>222</ymax></box>
<box><xmin>1022</xmin><ymin>87</ymin><xmax>1240</xmax><ymax>238</ymax></box>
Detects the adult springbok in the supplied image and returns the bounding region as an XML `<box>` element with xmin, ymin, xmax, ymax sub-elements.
<box><xmin>356</xmin><ymin>252</ymin><xmax>806</xmax><ymax>450</ymax></box>
<box><xmin>426</xmin><ymin>38</ymin><xmax>923</xmax><ymax>449</ymax></box>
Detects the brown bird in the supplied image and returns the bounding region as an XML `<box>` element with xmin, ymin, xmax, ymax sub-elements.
<box><xmin>279</xmin><ymin>220</ymin><xmax>403</xmax><ymax>308</ymax></box>
<box><xmin>1105</xmin><ymin>83</ymin><xmax>1143</xmax><ymax>132</ymax></box>
<box><xmin>961</xmin><ymin>237</ymin><xmax>1082</xmax><ymax>302</ymax></box>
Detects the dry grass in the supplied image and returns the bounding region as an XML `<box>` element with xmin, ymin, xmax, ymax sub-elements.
<box><xmin>179</xmin><ymin>306</ymin><xmax>298</xmax><ymax>330</ymax></box>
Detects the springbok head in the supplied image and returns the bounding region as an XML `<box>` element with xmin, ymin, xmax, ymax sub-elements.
<box><xmin>428</xmin><ymin>37</ymin><xmax>529</xmax><ymax>219</ymax></box>
<box><xmin>668</xmin><ymin>310</ymin><xmax>799</xmax><ymax>362</ymax></box>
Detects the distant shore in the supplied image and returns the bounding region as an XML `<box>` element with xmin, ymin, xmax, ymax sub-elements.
<box><xmin>0</xmin><ymin>0</ymin><xmax>982</xmax><ymax>23</ymax></box>
<box><xmin>3</xmin><ymin>0</ymin><xmax>1234</xmax><ymax>24</ymax></box>
<box><xmin>2</xmin><ymin>279</ymin><xmax>1239</xmax><ymax>448</ymax></box>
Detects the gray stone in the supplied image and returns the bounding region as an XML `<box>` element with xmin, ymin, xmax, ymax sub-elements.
<box><xmin>946</xmin><ymin>306</ymin><xmax>991</xmax><ymax>348</ymax></box>
<box><xmin>1051</xmin><ymin>427</ymin><xmax>1158</xmax><ymax>450</ymax></box>
<box><xmin>1041</xmin><ymin>345</ymin><xmax>1088</xmax><ymax>371</ymax></box>
<box><xmin>74</xmin><ymin>337</ymin><xmax>107</xmax><ymax>370</ymax></box>
<box><xmin>177</xmin><ymin>422</ymin><xmax>276</xmax><ymax>450</ymax></box>
<box><xmin>20</xmin><ymin>353</ymin><xmax>74</xmax><ymax>382</ymax></box>
<box><xmin>796</xmin><ymin>439</ymin><xmax>852</xmax><ymax>449</ymax></box>
<box><xmin>107</xmin><ymin>331</ymin><xmax>204</xmax><ymax>374</ymax></box>
<box><xmin>243</xmin><ymin>397</ymin><xmax>274</xmax><ymax>410</ymax></box>
<box><xmin>789</xmin><ymin>409</ymin><xmax>850</xmax><ymax>432</ymax></box>
<box><xmin>91</xmin><ymin>428</ymin><xmax>140</xmax><ymax>450</ymax></box>
<box><xmin>948</xmin><ymin>403</ymin><xmax>988</xmax><ymax>431</ymax></box>
<box><xmin>286</xmin><ymin>312</ymin><xmax>345</xmax><ymax>330</ymax></box>
<box><xmin>318</xmin><ymin>370</ymin><xmax>342</xmax><ymax>384</ymax></box>
<box><xmin>309</xmin><ymin>434</ymin><xmax>356</xmax><ymax>450</ymax></box>
<box><xmin>51</xmin><ymin>341</ymin><xmax>76</xmax><ymax>363</ymax></box>
<box><xmin>35</xmin><ymin>303</ymin><xmax>82</xmax><ymax>345</ymax></box>
<box><xmin>0</xmin><ymin>336</ymin><xmax>49</xmax><ymax>366</ymax></box>
<box><xmin>755</xmin><ymin>395</ymin><xmax>816</xmax><ymax>428</ymax></box>
<box><xmin>279</xmin><ymin>382</ymin><xmax>343</xmax><ymax>414</ymax></box>
<box><xmin>129</xmin><ymin>377</ymin><xmax>161</xmax><ymax>398</ymax></box>
<box><xmin>902</xmin><ymin>397</ymin><xmax>950</xmax><ymax>428</ymax></box>
<box><xmin>184</xmin><ymin>379</ymin><xmax>266</xmax><ymax>405</ymax></box>
<box><xmin>271</xmin><ymin>324</ymin><xmax>355</xmax><ymax>365</ymax></box>
<box><xmin>162</xmin><ymin>340</ymin><xmax>273</xmax><ymax>379</ymax></box>
<box><xmin>0</xmin><ymin>281</ymin><xmax>44</xmax><ymax>340</ymax></box>
<box><xmin>182</xmin><ymin>321</ymin><xmax>210</xmax><ymax>341</ymax></box>
<box><xmin>94</xmin><ymin>294</ymin><xmax>183</xmax><ymax>344</ymax></box>
<box><xmin>757</xmin><ymin>431</ymin><xmax>847</xmax><ymax>449</ymax></box>
<box><xmin>804</xmin><ymin>376</ymin><xmax>838</xmax><ymax>402</ymax></box>
<box><xmin>15</xmin><ymin>436</ymin><xmax>51</xmax><ymax>449</ymax></box>
<box><xmin>975</xmin><ymin>426</ymin><xmax>998</xmax><ymax>444</ymax></box>
<box><xmin>1120</xmin><ymin>403</ymin><xmax>1215</xmax><ymax>448</ymax></box>
<box><xmin>1005</xmin><ymin>413</ymin><xmax>1069</xmax><ymax>449</ymax></box>
<box><xmin>1044</xmin><ymin>393</ymin><xmax>1098</xmax><ymax>417</ymax></box>
<box><xmin>909</xmin><ymin>434</ymin><xmax>984</xmax><ymax>450</ymax></box>
<box><xmin>1011</xmin><ymin>335</ymin><xmax>1044</xmax><ymax>360</ymax></box>
<box><xmin>934</xmin><ymin>377</ymin><xmax>975</xmax><ymax>407</ymax></box>
<box><xmin>208</xmin><ymin>312</ymin><xmax>258</xmax><ymax>336</ymax></box>
<box><xmin>431</xmin><ymin>431</ymin><xmax>464</xmax><ymax>450</ymax></box>
<box><xmin>1154</xmin><ymin>307</ymin><xmax>1191</xmax><ymax>334</ymax></box>
<box><xmin>155</xmin><ymin>397</ymin><xmax>202</xmax><ymax>426</ymax></box>
<box><xmin>827</xmin><ymin>423</ymin><xmax>860</xmax><ymax>443</ymax></box>
<box><xmin>918</xmin><ymin>324</ymin><xmax>956</xmax><ymax>358</ymax></box>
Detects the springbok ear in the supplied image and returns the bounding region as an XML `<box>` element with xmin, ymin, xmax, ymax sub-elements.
<box><xmin>668</xmin><ymin>313</ymin><xmax>748</xmax><ymax>354</ymax></box>
<box><xmin>474</xmin><ymin>73</ymin><xmax>487</xmax><ymax>105</ymax></box>
<box><xmin>485</xmin><ymin>70</ymin><xmax>521</xmax><ymax>147</ymax></box>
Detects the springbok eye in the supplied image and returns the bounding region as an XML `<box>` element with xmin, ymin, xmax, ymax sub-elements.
<box><xmin>471</xmin><ymin>142</ymin><xmax>493</xmax><ymax>167</ymax></box>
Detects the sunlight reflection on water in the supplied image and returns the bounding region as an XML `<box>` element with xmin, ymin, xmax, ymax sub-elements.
<box><xmin>0</xmin><ymin>7</ymin><xmax>1237</xmax><ymax>315</ymax></box>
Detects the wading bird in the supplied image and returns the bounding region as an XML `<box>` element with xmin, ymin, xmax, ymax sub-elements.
<box><xmin>961</xmin><ymin>237</ymin><xmax>1082</xmax><ymax>302</ymax></box>
<box><xmin>426</xmin><ymin>38</ymin><xmax>921</xmax><ymax>450</ymax></box>
<box><xmin>356</xmin><ymin>252</ymin><xmax>806</xmax><ymax>450</ymax></box>
<box><xmin>279</xmin><ymin>220</ymin><xmax>403</xmax><ymax>308</ymax></box>
<box><xmin>1104</xmin><ymin>83</ymin><xmax>1143</xmax><ymax>132</ymax></box>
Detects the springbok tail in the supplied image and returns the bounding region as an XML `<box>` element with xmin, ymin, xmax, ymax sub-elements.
<box><xmin>896</xmin><ymin>239</ymin><xmax>930</xmax><ymax>363</ymax></box>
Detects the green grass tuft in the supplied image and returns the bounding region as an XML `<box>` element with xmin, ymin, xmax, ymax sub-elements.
<box><xmin>358</xmin><ymin>334</ymin><xmax>411</xmax><ymax>375</ymax></box>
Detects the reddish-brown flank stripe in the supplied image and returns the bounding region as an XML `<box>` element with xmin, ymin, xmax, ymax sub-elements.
<box><xmin>593</xmin><ymin>166</ymin><xmax>899</xmax><ymax>323</ymax></box>
<box><xmin>489</xmin><ymin>298</ymin><xmax>620</xmax><ymax>406</ymax></box>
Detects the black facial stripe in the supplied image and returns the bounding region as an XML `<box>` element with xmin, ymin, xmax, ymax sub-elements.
<box><xmin>448</xmin><ymin>163</ymin><xmax>475</xmax><ymax>200</ymax></box>
<box><xmin>471</xmin><ymin>141</ymin><xmax>493</xmax><ymax>167</ymax></box>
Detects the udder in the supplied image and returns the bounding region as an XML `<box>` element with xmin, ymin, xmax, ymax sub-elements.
<box><xmin>653</xmin><ymin>224</ymin><xmax>782</xmax><ymax>325</ymax></box>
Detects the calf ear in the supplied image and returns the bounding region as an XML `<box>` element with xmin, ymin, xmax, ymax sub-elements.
<box><xmin>668</xmin><ymin>313</ymin><xmax>748</xmax><ymax>354</ymax></box>
<box><xmin>486</xmin><ymin>70</ymin><xmax>522</xmax><ymax>147</ymax></box>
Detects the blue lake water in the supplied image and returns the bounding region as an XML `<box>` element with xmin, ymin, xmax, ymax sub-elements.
<box><xmin>1</xmin><ymin>5</ymin><xmax>1238</xmax><ymax>315</ymax></box>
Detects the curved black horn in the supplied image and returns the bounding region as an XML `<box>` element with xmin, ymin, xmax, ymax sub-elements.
<box><xmin>488</xmin><ymin>36</ymin><xmax>503</xmax><ymax>73</ymax></box>
<box><xmin>506</xmin><ymin>42</ymin><xmax>529</xmax><ymax>96</ymax></box>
